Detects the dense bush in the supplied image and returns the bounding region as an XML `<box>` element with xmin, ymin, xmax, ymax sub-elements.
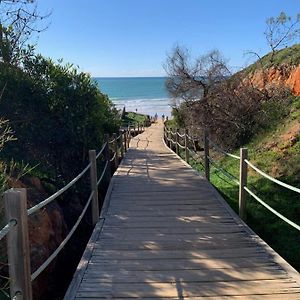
<box><xmin>169</xmin><ymin>74</ymin><xmax>291</xmax><ymax>149</ymax></box>
<box><xmin>0</xmin><ymin>56</ymin><xmax>120</xmax><ymax>181</ymax></box>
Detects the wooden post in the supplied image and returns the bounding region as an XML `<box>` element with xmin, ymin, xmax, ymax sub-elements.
<box><xmin>89</xmin><ymin>150</ymin><xmax>99</xmax><ymax>226</ymax></box>
<box><xmin>119</xmin><ymin>131</ymin><xmax>124</xmax><ymax>158</ymax></box>
<box><xmin>204</xmin><ymin>129</ymin><xmax>210</xmax><ymax>181</ymax></box>
<box><xmin>168</xmin><ymin>128</ymin><xmax>171</xmax><ymax>148</ymax></box>
<box><xmin>124</xmin><ymin>131</ymin><xmax>127</xmax><ymax>152</ymax></box>
<box><xmin>137</xmin><ymin>122</ymin><xmax>140</xmax><ymax>133</ymax></box>
<box><xmin>185</xmin><ymin>129</ymin><xmax>189</xmax><ymax>163</ymax></box>
<box><xmin>104</xmin><ymin>134</ymin><xmax>111</xmax><ymax>180</ymax></box>
<box><xmin>175</xmin><ymin>128</ymin><xmax>179</xmax><ymax>155</ymax></box>
<box><xmin>133</xmin><ymin>124</ymin><xmax>136</xmax><ymax>136</ymax></box>
<box><xmin>239</xmin><ymin>148</ymin><xmax>248</xmax><ymax>221</ymax></box>
<box><xmin>5</xmin><ymin>188</ymin><xmax>32</xmax><ymax>300</ymax></box>
<box><xmin>127</xmin><ymin>126</ymin><xmax>130</xmax><ymax>149</ymax></box>
<box><xmin>113</xmin><ymin>133</ymin><xmax>118</xmax><ymax>169</ymax></box>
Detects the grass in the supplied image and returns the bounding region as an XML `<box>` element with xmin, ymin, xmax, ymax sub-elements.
<box><xmin>244</xmin><ymin>44</ymin><xmax>300</xmax><ymax>75</ymax></box>
<box><xmin>122</xmin><ymin>111</ymin><xmax>149</xmax><ymax>127</ymax></box>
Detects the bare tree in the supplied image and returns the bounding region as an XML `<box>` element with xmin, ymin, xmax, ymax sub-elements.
<box><xmin>0</xmin><ymin>0</ymin><xmax>50</xmax><ymax>64</ymax></box>
<box><xmin>165</xmin><ymin>46</ymin><xmax>231</xmax><ymax>102</ymax></box>
<box><xmin>164</xmin><ymin>46</ymin><xmax>232</xmax><ymax>127</ymax></box>
<box><xmin>265</xmin><ymin>12</ymin><xmax>300</xmax><ymax>62</ymax></box>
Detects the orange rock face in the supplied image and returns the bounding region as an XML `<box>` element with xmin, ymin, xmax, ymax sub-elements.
<box><xmin>247</xmin><ymin>65</ymin><xmax>300</xmax><ymax>96</ymax></box>
<box><xmin>286</xmin><ymin>66</ymin><xmax>300</xmax><ymax>95</ymax></box>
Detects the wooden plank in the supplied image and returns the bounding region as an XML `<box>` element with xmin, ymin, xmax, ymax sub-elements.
<box><xmin>92</xmin><ymin>247</ymin><xmax>266</xmax><ymax>260</ymax></box>
<box><xmin>82</xmin><ymin>266</ymin><xmax>289</xmax><ymax>283</ymax></box>
<box><xmin>77</xmin><ymin>280</ymin><xmax>300</xmax><ymax>297</ymax></box>
<box><xmin>86</xmin><ymin>257</ymin><xmax>275</xmax><ymax>272</ymax></box>
<box><xmin>102</xmin><ymin>225</ymin><xmax>244</xmax><ymax>234</ymax></box>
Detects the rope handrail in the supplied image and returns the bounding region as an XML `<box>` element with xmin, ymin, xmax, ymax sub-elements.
<box><xmin>116</xmin><ymin>134</ymin><xmax>122</xmax><ymax>141</ymax></box>
<box><xmin>97</xmin><ymin>161</ymin><xmax>108</xmax><ymax>186</ymax></box>
<box><xmin>170</xmin><ymin>131</ymin><xmax>177</xmax><ymax>136</ymax></box>
<box><xmin>108</xmin><ymin>139</ymin><xmax>115</xmax><ymax>145</ymax></box>
<box><xmin>28</xmin><ymin>162</ymin><xmax>91</xmax><ymax>216</ymax></box>
<box><xmin>208</xmin><ymin>156</ymin><xmax>240</xmax><ymax>185</ymax></box>
<box><xmin>165</xmin><ymin>128</ymin><xmax>171</xmax><ymax>134</ymax></box>
<box><xmin>208</xmin><ymin>138</ymin><xmax>240</xmax><ymax>160</ymax></box>
<box><xmin>165</xmin><ymin>136</ymin><xmax>176</xmax><ymax>144</ymax></box>
<box><xmin>177</xmin><ymin>142</ymin><xmax>185</xmax><ymax>149</ymax></box>
<box><xmin>186</xmin><ymin>134</ymin><xmax>201</xmax><ymax>142</ymax></box>
<box><xmin>177</xmin><ymin>132</ymin><xmax>186</xmax><ymax>138</ymax></box>
<box><xmin>0</xmin><ymin>220</ymin><xmax>17</xmax><ymax>241</ymax></box>
<box><xmin>110</xmin><ymin>152</ymin><xmax>116</xmax><ymax>162</ymax></box>
<box><xmin>245</xmin><ymin>159</ymin><xmax>300</xmax><ymax>194</ymax></box>
<box><xmin>244</xmin><ymin>186</ymin><xmax>300</xmax><ymax>231</ymax></box>
<box><xmin>31</xmin><ymin>191</ymin><xmax>94</xmax><ymax>281</ymax></box>
<box><xmin>96</xmin><ymin>142</ymin><xmax>107</xmax><ymax>159</ymax></box>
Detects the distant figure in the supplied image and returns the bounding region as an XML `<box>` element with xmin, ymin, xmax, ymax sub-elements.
<box><xmin>162</xmin><ymin>114</ymin><xmax>165</xmax><ymax>121</ymax></box>
<box><xmin>154</xmin><ymin>113</ymin><xmax>158</xmax><ymax>121</ymax></box>
<box><xmin>135</xmin><ymin>108</ymin><xmax>138</xmax><ymax>112</ymax></box>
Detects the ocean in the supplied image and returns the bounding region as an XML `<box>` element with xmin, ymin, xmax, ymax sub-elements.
<box><xmin>93</xmin><ymin>77</ymin><xmax>174</xmax><ymax>117</ymax></box>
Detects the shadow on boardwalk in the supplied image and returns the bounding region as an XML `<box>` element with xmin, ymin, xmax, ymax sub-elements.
<box><xmin>65</xmin><ymin>122</ymin><xmax>300</xmax><ymax>299</ymax></box>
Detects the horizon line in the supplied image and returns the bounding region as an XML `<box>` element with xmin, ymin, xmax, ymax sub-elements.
<box><xmin>92</xmin><ymin>75</ymin><xmax>168</xmax><ymax>78</ymax></box>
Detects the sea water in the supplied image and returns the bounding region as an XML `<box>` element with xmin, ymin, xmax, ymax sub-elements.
<box><xmin>94</xmin><ymin>77</ymin><xmax>174</xmax><ymax>117</ymax></box>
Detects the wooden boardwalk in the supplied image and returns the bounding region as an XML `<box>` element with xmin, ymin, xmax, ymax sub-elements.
<box><xmin>66</xmin><ymin>121</ymin><xmax>300</xmax><ymax>299</ymax></box>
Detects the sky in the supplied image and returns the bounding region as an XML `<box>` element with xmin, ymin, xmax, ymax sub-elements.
<box><xmin>36</xmin><ymin>0</ymin><xmax>299</xmax><ymax>77</ymax></box>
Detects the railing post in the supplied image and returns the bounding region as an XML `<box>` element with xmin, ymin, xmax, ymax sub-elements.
<box><xmin>119</xmin><ymin>131</ymin><xmax>124</xmax><ymax>158</ymax></box>
<box><xmin>204</xmin><ymin>129</ymin><xmax>210</xmax><ymax>181</ymax></box>
<box><xmin>239</xmin><ymin>148</ymin><xmax>248</xmax><ymax>221</ymax></box>
<box><xmin>175</xmin><ymin>128</ymin><xmax>179</xmax><ymax>155</ymax></box>
<box><xmin>113</xmin><ymin>133</ymin><xmax>118</xmax><ymax>169</ymax></box>
<box><xmin>4</xmin><ymin>188</ymin><xmax>32</xmax><ymax>300</ymax></box>
<box><xmin>104</xmin><ymin>134</ymin><xmax>111</xmax><ymax>179</ymax></box>
<box><xmin>127</xmin><ymin>126</ymin><xmax>130</xmax><ymax>149</ymax></box>
<box><xmin>124</xmin><ymin>131</ymin><xmax>127</xmax><ymax>152</ymax></box>
<box><xmin>133</xmin><ymin>124</ymin><xmax>136</xmax><ymax>136</ymax></box>
<box><xmin>137</xmin><ymin>122</ymin><xmax>140</xmax><ymax>133</ymax></box>
<box><xmin>89</xmin><ymin>150</ymin><xmax>99</xmax><ymax>226</ymax></box>
<box><xmin>185</xmin><ymin>129</ymin><xmax>189</xmax><ymax>163</ymax></box>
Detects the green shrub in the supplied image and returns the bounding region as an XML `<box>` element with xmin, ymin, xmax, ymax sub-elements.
<box><xmin>0</xmin><ymin>56</ymin><xmax>120</xmax><ymax>180</ymax></box>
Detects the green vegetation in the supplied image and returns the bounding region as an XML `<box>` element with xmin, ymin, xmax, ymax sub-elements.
<box><xmin>245</xmin><ymin>44</ymin><xmax>300</xmax><ymax>74</ymax></box>
<box><xmin>0</xmin><ymin>56</ymin><xmax>120</xmax><ymax>182</ymax></box>
<box><xmin>122</xmin><ymin>111</ymin><xmax>149</xmax><ymax>127</ymax></box>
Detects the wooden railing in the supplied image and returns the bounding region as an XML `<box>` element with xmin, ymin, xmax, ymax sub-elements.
<box><xmin>164</xmin><ymin>125</ymin><xmax>300</xmax><ymax>230</ymax></box>
<box><xmin>0</xmin><ymin>121</ymin><xmax>147</xmax><ymax>300</ymax></box>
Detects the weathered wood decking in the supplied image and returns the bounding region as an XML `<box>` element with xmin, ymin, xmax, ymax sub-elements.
<box><xmin>66</xmin><ymin>122</ymin><xmax>300</xmax><ymax>299</ymax></box>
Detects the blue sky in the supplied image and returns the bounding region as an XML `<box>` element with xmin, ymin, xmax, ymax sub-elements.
<box><xmin>36</xmin><ymin>0</ymin><xmax>299</xmax><ymax>77</ymax></box>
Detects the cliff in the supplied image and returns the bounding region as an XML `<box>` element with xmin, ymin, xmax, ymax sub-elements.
<box><xmin>247</xmin><ymin>64</ymin><xmax>300</xmax><ymax>95</ymax></box>
<box><xmin>244</xmin><ymin>44</ymin><xmax>300</xmax><ymax>95</ymax></box>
